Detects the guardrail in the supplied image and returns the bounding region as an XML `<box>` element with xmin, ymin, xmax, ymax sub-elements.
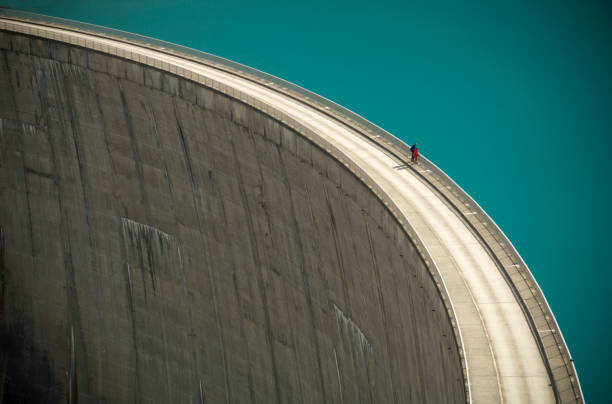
<box><xmin>0</xmin><ymin>10</ymin><xmax>472</xmax><ymax>402</ymax></box>
<box><xmin>414</xmin><ymin>158</ymin><xmax>583</xmax><ymax>404</ymax></box>
<box><xmin>0</xmin><ymin>8</ymin><xmax>582</xmax><ymax>403</ymax></box>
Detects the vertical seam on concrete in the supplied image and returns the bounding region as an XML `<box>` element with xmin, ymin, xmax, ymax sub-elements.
<box><xmin>118</xmin><ymin>81</ymin><xmax>151</xmax><ymax>220</ymax></box>
<box><xmin>119</xmin><ymin>218</ymin><xmax>180</xmax><ymax>404</ymax></box>
<box><xmin>229</xmin><ymin>260</ymin><xmax>256</xmax><ymax>403</ymax></box>
<box><xmin>146</xmin><ymin>103</ymin><xmax>176</xmax><ymax>212</ymax></box>
<box><xmin>365</xmin><ymin>220</ymin><xmax>399</xmax><ymax>404</ymax></box>
<box><xmin>322</xmin><ymin>182</ymin><xmax>352</xmax><ymax>312</ymax></box>
<box><xmin>2</xmin><ymin>50</ymin><xmax>37</xmax><ymax>274</ymax></box>
<box><xmin>229</xmin><ymin>132</ymin><xmax>282</xmax><ymax>404</ymax></box>
<box><xmin>335</xmin><ymin>192</ymin><xmax>376</xmax><ymax>404</ymax></box>
<box><xmin>119</xmin><ymin>219</ymin><xmax>142</xmax><ymax>403</ymax></box>
<box><xmin>48</xmin><ymin>55</ymin><xmax>92</xmax><ymax>401</ymax></box>
<box><xmin>276</xmin><ymin>144</ymin><xmax>328</xmax><ymax>403</ymax></box>
<box><xmin>334</xmin><ymin>347</ymin><xmax>344</xmax><ymax>404</ymax></box>
<box><xmin>264</xmin><ymin>145</ymin><xmax>305</xmax><ymax>403</ymax></box>
<box><xmin>91</xmin><ymin>73</ymin><xmax>127</xmax><ymax>218</ymax></box>
<box><xmin>0</xmin><ymin>24</ymin><xmax>482</xmax><ymax>400</ymax></box>
<box><xmin>303</xmin><ymin>180</ymin><xmax>338</xmax><ymax>400</ymax></box>
<box><xmin>62</xmin><ymin>62</ymin><xmax>104</xmax><ymax>402</ymax></box>
<box><xmin>176</xmin><ymin>243</ymin><xmax>204</xmax><ymax>401</ymax></box>
<box><xmin>173</xmin><ymin>99</ymin><xmax>231</xmax><ymax>404</ymax></box>
<box><xmin>0</xmin><ymin>226</ymin><xmax>6</xmax><ymax>401</ymax></box>
<box><xmin>147</xmin><ymin>102</ymin><xmax>201</xmax><ymax>398</ymax></box>
<box><xmin>19</xmin><ymin>123</ymin><xmax>37</xmax><ymax>278</ymax></box>
<box><xmin>323</xmin><ymin>181</ymin><xmax>367</xmax><ymax>402</ymax></box>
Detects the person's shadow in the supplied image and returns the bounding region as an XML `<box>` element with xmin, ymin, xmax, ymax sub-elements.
<box><xmin>393</xmin><ymin>163</ymin><xmax>410</xmax><ymax>170</ymax></box>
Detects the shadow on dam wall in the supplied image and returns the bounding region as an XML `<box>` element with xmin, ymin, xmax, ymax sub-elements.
<box><xmin>0</xmin><ymin>30</ymin><xmax>465</xmax><ymax>403</ymax></box>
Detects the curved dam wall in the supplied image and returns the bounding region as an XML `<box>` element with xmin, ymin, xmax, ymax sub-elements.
<box><xmin>0</xmin><ymin>30</ymin><xmax>465</xmax><ymax>403</ymax></box>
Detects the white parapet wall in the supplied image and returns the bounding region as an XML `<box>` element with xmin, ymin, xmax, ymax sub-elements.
<box><xmin>0</xmin><ymin>9</ymin><xmax>583</xmax><ymax>404</ymax></box>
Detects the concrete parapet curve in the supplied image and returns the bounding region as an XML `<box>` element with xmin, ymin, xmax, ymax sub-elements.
<box><xmin>0</xmin><ymin>9</ymin><xmax>582</xmax><ymax>404</ymax></box>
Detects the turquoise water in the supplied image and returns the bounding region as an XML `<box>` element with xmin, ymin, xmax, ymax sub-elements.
<box><xmin>3</xmin><ymin>1</ymin><xmax>611</xmax><ymax>401</ymax></box>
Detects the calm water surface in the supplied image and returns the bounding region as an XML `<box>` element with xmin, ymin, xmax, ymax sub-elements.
<box><xmin>3</xmin><ymin>0</ymin><xmax>611</xmax><ymax>401</ymax></box>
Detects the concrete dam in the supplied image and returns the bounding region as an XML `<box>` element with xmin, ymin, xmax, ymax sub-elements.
<box><xmin>0</xmin><ymin>10</ymin><xmax>583</xmax><ymax>404</ymax></box>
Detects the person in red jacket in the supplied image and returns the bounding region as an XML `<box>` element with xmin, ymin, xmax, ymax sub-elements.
<box><xmin>412</xmin><ymin>147</ymin><xmax>420</xmax><ymax>164</ymax></box>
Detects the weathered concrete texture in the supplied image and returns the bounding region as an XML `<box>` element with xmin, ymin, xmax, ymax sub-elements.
<box><xmin>0</xmin><ymin>30</ymin><xmax>465</xmax><ymax>403</ymax></box>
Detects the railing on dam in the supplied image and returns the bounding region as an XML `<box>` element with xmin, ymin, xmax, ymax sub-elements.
<box><xmin>0</xmin><ymin>8</ymin><xmax>583</xmax><ymax>403</ymax></box>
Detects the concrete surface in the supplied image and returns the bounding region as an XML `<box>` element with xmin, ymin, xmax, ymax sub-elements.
<box><xmin>0</xmin><ymin>12</ymin><xmax>583</xmax><ymax>404</ymax></box>
<box><xmin>0</xmin><ymin>28</ymin><xmax>464</xmax><ymax>403</ymax></box>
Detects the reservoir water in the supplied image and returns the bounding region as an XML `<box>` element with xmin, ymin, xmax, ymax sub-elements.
<box><xmin>3</xmin><ymin>1</ymin><xmax>611</xmax><ymax>401</ymax></box>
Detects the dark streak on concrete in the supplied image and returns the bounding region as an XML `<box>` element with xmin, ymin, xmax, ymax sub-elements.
<box><xmin>365</xmin><ymin>220</ymin><xmax>398</xmax><ymax>404</ymax></box>
<box><xmin>230</xmin><ymin>131</ymin><xmax>282</xmax><ymax>404</ymax></box>
<box><xmin>173</xmin><ymin>100</ymin><xmax>231</xmax><ymax>404</ymax></box>
<box><xmin>276</xmin><ymin>145</ymin><xmax>329</xmax><ymax>403</ymax></box>
<box><xmin>146</xmin><ymin>102</ymin><xmax>176</xmax><ymax>213</ymax></box>
<box><xmin>0</xmin><ymin>225</ymin><xmax>6</xmax><ymax>400</ymax></box>
<box><xmin>229</xmin><ymin>265</ymin><xmax>256</xmax><ymax>403</ymax></box>
<box><xmin>119</xmin><ymin>219</ymin><xmax>143</xmax><ymax>404</ymax></box>
<box><xmin>50</xmin><ymin>60</ymin><xmax>92</xmax><ymax>401</ymax></box>
<box><xmin>119</xmin><ymin>83</ymin><xmax>150</xmax><ymax>221</ymax></box>
<box><xmin>322</xmin><ymin>182</ymin><xmax>365</xmax><ymax>402</ymax></box>
<box><xmin>323</xmin><ymin>183</ymin><xmax>352</xmax><ymax>313</ymax></box>
<box><xmin>0</xmin><ymin>30</ymin><xmax>465</xmax><ymax>403</ymax></box>
<box><xmin>62</xmin><ymin>65</ymin><xmax>104</xmax><ymax>404</ymax></box>
<box><xmin>272</xmin><ymin>146</ymin><xmax>306</xmax><ymax>403</ymax></box>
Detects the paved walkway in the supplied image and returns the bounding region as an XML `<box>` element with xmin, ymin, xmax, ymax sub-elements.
<box><xmin>2</xmin><ymin>18</ymin><xmax>557</xmax><ymax>403</ymax></box>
